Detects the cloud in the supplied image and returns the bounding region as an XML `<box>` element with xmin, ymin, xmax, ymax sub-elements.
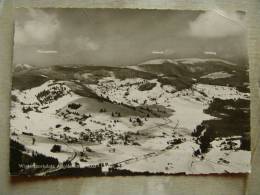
<box><xmin>37</xmin><ymin>50</ymin><xmax>58</xmax><ymax>54</ymax></box>
<box><xmin>152</xmin><ymin>49</ymin><xmax>175</xmax><ymax>55</ymax></box>
<box><xmin>152</xmin><ymin>50</ymin><xmax>164</xmax><ymax>54</ymax></box>
<box><xmin>15</xmin><ymin>9</ymin><xmax>60</xmax><ymax>45</ymax></box>
<box><xmin>189</xmin><ymin>11</ymin><xmax>246</xmax><ymax>38</ymax></box>
<box><xmin>204</xmin><ymin>51</ymin><xmax>217</xmax><ymax>55</ymax></box>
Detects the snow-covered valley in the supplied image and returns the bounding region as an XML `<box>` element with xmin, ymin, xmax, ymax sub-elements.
<box><xmin>10</xmin><ymin>69</ymin><xmax>251</xmax><ymax>175</ymax></box>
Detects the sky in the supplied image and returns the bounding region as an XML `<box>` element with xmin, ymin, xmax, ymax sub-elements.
<box><xmin>13</xmin><ymin>8</ymin><xmax>248</xmax><ymax>67</ymax></box>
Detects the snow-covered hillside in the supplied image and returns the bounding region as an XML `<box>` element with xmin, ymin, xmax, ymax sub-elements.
<box><xmin>87</xmin><ymin>76</ymin><xmax>248</xmax><ymax>130</ymax></box>
<box><xmin>10</xmin><ymin>68</ymin><xmax>251</xmax><ymax>175</ymax></box>
<box><xmin>200</xmin><ymin>71</ymin><xmax>233</xmax><ymax>79</ymax></box>
<box><xmin>138</xmin><ymin>59</ymin><xmax>176</xmax><ymax>65</ymax></box>
<box><xmin>174</xmin><ymin>58</ymin><xmax>237</xmax><ymax>66</ymax></box>
<box><xmin>14</xmin><ymin>64</ymin><xmax>34</xmax><ymax>72</ymax></box>
<box><xmin>12</xmin><ymin>80</ymin><xmax>73</xmax><ymax>105</ymax></box>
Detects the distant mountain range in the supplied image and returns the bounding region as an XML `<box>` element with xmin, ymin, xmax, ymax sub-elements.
<box><xmin>12</xmin><ymin>58</ymin><xmax>249</xmax><ymax>93</ymax></box>
<box><xmin>136</xmin><ymin>58</ymin><xmax>237</xmax><ymax>66</ymax></box>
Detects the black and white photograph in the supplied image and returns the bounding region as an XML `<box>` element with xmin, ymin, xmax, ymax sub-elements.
<box><xmin>10</xmin><ymin>8</ymin><xmax>250</xmax><ymax>176</ymax></box>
